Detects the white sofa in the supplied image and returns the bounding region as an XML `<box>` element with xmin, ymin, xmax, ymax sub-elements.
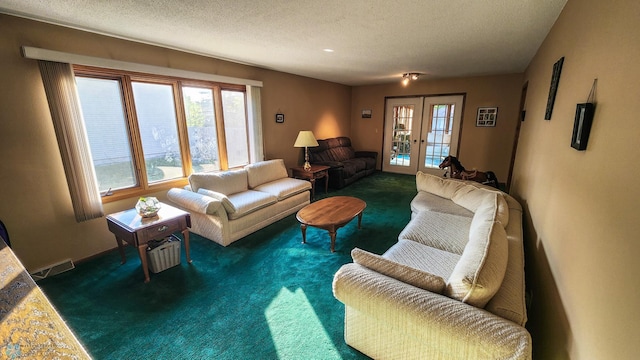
<box><xmin>333</xmin><ymin>171</ymin><xmax>531</xmax><ymax>359</ymax></box>
<box><xmin>167</xmin><ymin>159</ymin><xmax>311</xmax><ymax>246</ymax></box>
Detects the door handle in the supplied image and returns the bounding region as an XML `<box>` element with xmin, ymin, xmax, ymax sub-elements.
<box><xmin>421</xmin><ymin>139</ymin><xmax>425</xmax><ymax>143</ymax></box>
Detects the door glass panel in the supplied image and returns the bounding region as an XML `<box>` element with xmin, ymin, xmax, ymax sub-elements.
<box><xmin>132</xmin><ymin>82</ymin><xmax>184</xmax><ymax>182</ymax></box>
<box><xmin>76</xmin><ymin>76</ymin><xmax>136</xmax><ymax>192</ymax></box>
<box><xmin>389</xmin><ymin>105</ymin><xmax>414</xmax><ymax>166</ymax></box>
<box><xmin>424</xmin><ymin>104</ymin><xmax>455</xmax><ymax>168</ymax></box>
<box><xmin>221</xmin><ymin>90</ymin><xmax>249</xmax><ymax>168</ymax></box>
<box><xmin>182</xmin><ymin>86</ymin><xmax>219</xmax><ymax>172</ymax></box>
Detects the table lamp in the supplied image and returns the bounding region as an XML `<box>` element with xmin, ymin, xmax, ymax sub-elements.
<box><xmin>294</xmin><ymin>130</ymin><xmax>319</xmax><ymax>171</ymax></box>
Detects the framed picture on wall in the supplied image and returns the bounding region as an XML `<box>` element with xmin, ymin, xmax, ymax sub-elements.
<box><xmin>476</xmin><ymin>107</ymin><xmax>498</xmax><ymax>127</ymax></box>
<box><xmin>545</xmin><ymin>57</ymin><xmax>564</xmax><ymax>120</ymax></box>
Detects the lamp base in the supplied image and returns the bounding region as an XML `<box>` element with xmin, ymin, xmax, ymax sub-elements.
<box><xmin>303</xmin><ymin>161</ymin><xmax>311</xmax><ymax>171</ymax></box>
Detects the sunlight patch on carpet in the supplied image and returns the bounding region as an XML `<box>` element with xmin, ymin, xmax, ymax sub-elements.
<box><xmin>265</xmin><ymin>287</ymin><xmax>341</xmax><ymax>360</ymax></box>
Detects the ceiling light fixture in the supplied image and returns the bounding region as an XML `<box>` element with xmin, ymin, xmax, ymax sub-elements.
<box><xmin>402</xmin><ymin>72</ymin><xmax>420</xmax><ymax>86</ymax></box>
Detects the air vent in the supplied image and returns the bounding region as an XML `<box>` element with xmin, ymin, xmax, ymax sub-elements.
<box><xmin>30</xmin><ymin>259</ymin><xmax>75</xmax><ymax>281</ymax></box>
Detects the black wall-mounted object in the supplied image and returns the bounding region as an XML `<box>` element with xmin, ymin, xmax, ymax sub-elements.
<box><xmin>545</xmin><ymin>57</ymin><xmax>564</xmax><ymax>120</ymax></box>
<box><xmin>571</xmin><ymin>103</ymin><xmax>595</xmax><ymax>150</ymax></box>
<box><xmin>275</xmin><ymin>113</ymin><xmax>284</xmax><ymax>123</ymax></box>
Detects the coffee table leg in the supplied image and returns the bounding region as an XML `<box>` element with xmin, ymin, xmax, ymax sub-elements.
<box><xmin>137</xmin><ymin>244</ymin><xmax>151</xmax><ymax>283</ymax></box>
<box><xmin>300</xmin><ymin>224</ymin><xmax>307</xmax><ymax>244</ymax></box>
<box><xmin>357</xmin><ymin>213</ymin><xmax>363</xmax><ymax>229</ymax></box>
<box><xmin>329</xmin><ymin>229</ymin><xmax>337</xmax><ymax>253</ymax></box>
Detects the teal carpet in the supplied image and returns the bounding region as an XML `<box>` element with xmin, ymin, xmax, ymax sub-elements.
<box><xmin>39</xmin><ymin>172</ymin><xmax>417</xmax><ymax>359</ymax></box>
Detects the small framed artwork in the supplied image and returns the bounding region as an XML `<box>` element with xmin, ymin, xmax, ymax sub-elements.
<box><xmin>275</xmin><ymin>113</ymin><xmax>285</xmax><ymax>123</ymax></box>
<box><xmin>361</xmin><ymin>109</ymin><xmax>372</xmax><ymax>118</ymax></box>
<box><xmin>545</xmin><ymin>57</ymin><xmax>564</xmax><ymax>120</ymax></box>
<box><xmin>476</xmin><ymin>107</ymin><xmax>498</xmax><ymax>127</ymax></box>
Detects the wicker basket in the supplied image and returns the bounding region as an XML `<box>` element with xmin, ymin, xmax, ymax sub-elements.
<box><xmin>146</xmin><ymin>236</ymin><xmax>181</xmax><ymax>273</ymax></box>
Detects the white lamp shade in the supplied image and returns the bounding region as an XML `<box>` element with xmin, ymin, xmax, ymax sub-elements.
<box><xmin>294</xmin><ymin>131</ymin><xmax>319</xmax><ymax>147</ymax></box>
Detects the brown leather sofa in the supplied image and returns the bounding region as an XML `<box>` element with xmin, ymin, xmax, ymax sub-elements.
<box><xmin>308</xmin><ymin>136</ymin><xmax>377</xmax><ymax>189</ymax></box>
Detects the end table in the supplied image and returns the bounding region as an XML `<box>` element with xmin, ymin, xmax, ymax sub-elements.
<box><xmin>106</xmin><ymin>202</ymin><xmax>191</xmax><ymax>283</ymax></box>
<box><xmin>291</xmin><ymin>164</ymin><xmax>330</xmax><ymax>200</ymax></box>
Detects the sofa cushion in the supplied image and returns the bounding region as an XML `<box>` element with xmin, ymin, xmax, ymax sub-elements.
<box><xmin>357</xmin><ymin>156</ymin><xmax>377</xmax><ymax>170</ymax></box>
<box><xmin>245</xmin><ymin>159</ymin><xmax>289</xmax><ymax>189</ymax></box>
<box><xmin>341</xmin><ymin>162</ymin><xmax>358</xmax><ymax>177</ymax></box>
<box><xmin>410</xmin><ymin>191</ymin><xmax>474</xmax><ymax>217</ymax></box>
<box><xmin>328</xmin><ymin>146</ymin><xmax>355</xmax><ymax>162</ymax></box>
<box><xmin>252</xmin><ymin>178</ymin><xmax>311</xmax><ymax>201</ymax></box>
<box><xmin>445</xmin><ymin>194</ymin><xmax>509</xmax><ymax>307</ymax></box>
<box><xmin>452</xmin><ymin>185</ymin><xmax>509</xmax><ymax>226</ymax></box>
<box><xmin>485</xmin><ymin>211</ymin><xmax>528</xmax><ymax>326</ymax></box>
<box><xmin>416</xmin><ymin>171</ymin><xmax>466</xmax><ymax>199</ymax></box>
<box><xmin>226</xmin><ymin>190</ymin><xmax>278</xmax><ymax>220</ymax></box>
<box><xmin>197</xmin><ymin>188</ymin><xmax>237</xmax><ymax>214</ymax></box>
<box><xmin>352</xmin><ymin>248</ymin><xmax>446</xmax><ymax>293</ymax></box>
<box><xmin>346</xmin><ymin>158</ymin><xmax>367</xmax><ymax>172</ymax></box>
<box><xmin>383</xmin><ymin>239</ymin><xmax>460</xmax><ymax>280</ymax></box>
<box><xmin>189</xmin><ymin>169</ymin><xmax>248</xmax><ymax>195</ymax></box>
<box><xmin>398</xmin><ymin>211</ymin><xmax>471</xmax><ymax>255</ymax></box>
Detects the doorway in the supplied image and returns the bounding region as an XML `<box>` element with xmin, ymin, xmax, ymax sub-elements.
<box><xmin>382</xmin><ymin>95</ymin><xmax>464</xmax><ymax>175</ymax></box>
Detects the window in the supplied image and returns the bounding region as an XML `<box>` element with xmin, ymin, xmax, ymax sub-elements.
<box><xmin>76</xmin><ymin>76</ymin><xmax>136</xmax><ymax>191</ymax></box>
<box><xmin>182</xmin><ymin>86</ymin><xmax>219</xmax><ymax>172</ymax></box>
<box><xmin>221</xmin><ymin>90</ymin><xmax>249</xmax><ymax>168</ymax></box>
<box><xmin>425</xmin><ymin>104</ymin><xmax>455</xmax><ymax>168</ymax></box>
<box><xmin>74</xmin><ymin>66</ymin><xmax>252</xmax><ymax>200</ymax></box>
<box><xmin>131</xmin><ymin>81</ymin><xmax>184</xmax><ymax>183</ymax></box>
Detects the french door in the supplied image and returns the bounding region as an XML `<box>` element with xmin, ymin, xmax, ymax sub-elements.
<box><xmin>382</xmin><ymin>95</ymin><xmax>464</xmax><ymax>175</ymax></box>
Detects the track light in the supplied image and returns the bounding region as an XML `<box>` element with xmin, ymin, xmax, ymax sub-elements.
<box><xmin>402</xmin><ymin>73</ymin><xmax>420</xmax><ymax>85</ymax></box>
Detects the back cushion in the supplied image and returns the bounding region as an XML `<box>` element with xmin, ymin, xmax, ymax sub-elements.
<box><xmin>445</xmin><ymin>194</ymin><xmax>509</xmax><ymax>307</ymax></box>
<box><xmin>245</xmin><ymin>159</ymin><xmax>288</xmax><ymax>188</ymax></box>
<box><xmin>189</xmin><ymin>170</ymin><xmax>248</xmax><ymax>195</ymax></box>
<box><xmin>416</xmin><ymin>171</ymin><xmax>465</xmax><ymax>199</ymax></box>
<box><xmin>308</xmin><ymin>140</ymin><xmax>331</xmax><ymax>162</ymax></box>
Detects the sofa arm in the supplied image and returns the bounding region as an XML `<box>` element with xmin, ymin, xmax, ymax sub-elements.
<box><xmin>355</xmin><ymin>151</ymin><xmax>378</xmax><ymax>159</ymax></box>
<box><xmin>167</xmin><ymin>188</ymin><xmax>226</xmax><ymax>217</ymax></box>
<box><xmin>333</xmin><ymin>263</ymin><xmax>532</xmax><ymax>359</ymax></box>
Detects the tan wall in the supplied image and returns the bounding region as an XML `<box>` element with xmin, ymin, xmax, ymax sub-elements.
<box><xmin>0</xmin><ymin>14</ymin><xmax>350</xmax><ymax>270</ymax></box>
<box><xmin>350</xmin><ymin>74</ymin><xmax>523</xmax><ymax>182</ymax></box>
<box><xmin>511</xmin><ymin>0</ymin><xmax>640</xmax><ymax>358</ymax></box>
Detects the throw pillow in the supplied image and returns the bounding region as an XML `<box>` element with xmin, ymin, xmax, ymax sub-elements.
<box><xmin>445</xmin><ymin>195</ymin><xmax>509</xmax><ymax>307</ymax></box>
<box><xmin>197</xmin><ymin>188</ymin><xmax>237</xmax><ymax>214</ymax></box>
<box><xmin>452</xmin><ymin>186</ymin><xmax>509</xmax><ymax>227</ymax></box>
<box><xmin>351</xmin><ymin>248</ymin><xmax>446</xmax><ymax>293</ymax></box>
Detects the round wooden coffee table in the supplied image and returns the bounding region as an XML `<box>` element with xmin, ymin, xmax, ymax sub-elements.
<box><xmin>296</xmin><ymin>196</ymin><xmax>366</xmax><ymax>252</ymax></box>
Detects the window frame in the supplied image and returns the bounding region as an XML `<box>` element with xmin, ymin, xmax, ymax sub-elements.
<box><xmin>73</xmin><ymin>65</ymin><xmax>248</xmax><ymax>203</ymax></box>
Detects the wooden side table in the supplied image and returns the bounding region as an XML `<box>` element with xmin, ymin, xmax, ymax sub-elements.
<box><xmin>291</xmin><ymin>164</ymin><xmax>330</xmax><ymax>199</ymax></box>
<box><xmin>106</xmin><ymin>202</ymin><xmax>191</xmax><ymax>283</ymax></box>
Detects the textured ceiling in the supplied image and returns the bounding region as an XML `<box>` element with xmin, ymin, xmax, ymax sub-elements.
<box><xmin>0</xmin><ymin>0</ymin><xmax>567</xmax><ymax>86</ymax></box>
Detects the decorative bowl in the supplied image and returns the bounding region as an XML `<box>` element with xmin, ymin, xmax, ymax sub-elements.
<box><xmin>136</xmin><ymin>197</ymin><xmax>161</xmax><ymax>218</ymax></box>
